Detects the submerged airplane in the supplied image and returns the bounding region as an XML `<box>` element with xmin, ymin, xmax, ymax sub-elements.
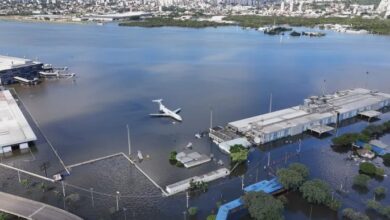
<box><xmin>149</xmin><ymin>99</ymin><xmax>182</xmax><ymax>122</ymax></box>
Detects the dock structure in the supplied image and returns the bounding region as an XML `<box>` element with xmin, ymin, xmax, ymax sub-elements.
<box><xmin>0</xmin><ymin>191</ymin><xmax>82</xmax><ymax>220</ymax></box>
<box><xmin>210</xmin><ymin>88</ymin><xmax>390</xmax><ymax>146</ymax></box>
<box><xmin>216</xmin><ymin>178</ymin><xmax>283</xmax><ymax>220</ymax></box>
<box><xmin>165</xmin><ymin>168</ymin><xmax>230</xmax><ymax>195</ymax></box>
<box><xmin>0</xmin><ymin>90</ymin><xmax>37</xmax><ymax>154</ymax></box>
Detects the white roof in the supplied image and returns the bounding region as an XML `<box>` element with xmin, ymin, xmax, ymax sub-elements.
<box><xmin>0</xmin><ymin>55</ymin><xmax>41</xmax><ymax>72</ymax></box>
<box><xmin>218</xmin><ymin>137</ymin><xmax>251</xmax><ymax>153</ymax></box>
<box><xmin>0</xmin><ymin>90</ymin><xmax>37</xmax><ymax>147</ymax></box>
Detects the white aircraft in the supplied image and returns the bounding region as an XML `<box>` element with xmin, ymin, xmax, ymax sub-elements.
<box><xmin>149</xmin><ymin>99</ymin><xmax>182</xmax><ymax>122</ymax></box>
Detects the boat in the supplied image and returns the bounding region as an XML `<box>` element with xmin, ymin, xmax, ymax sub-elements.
<box><xmin>186</xmin><ymin>142</ymin><xmax>193</xmax><ymax>149</ymax></box>
<box><xmin>137</xmin><ymin>150</ymin><xmax>143</xmax><ymax>160</ymax></box>
<box><xmin>97</xmin><ymin>22</ymin><xmax>104</xmax><ymax>26</ymax></box>
<box><xmin>195</xmin><ymin>133</ymin><xmax>201</xmax><ymax>139</ymax></box>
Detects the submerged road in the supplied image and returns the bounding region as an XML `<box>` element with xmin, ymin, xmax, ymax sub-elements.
<box><xmin>0</xmin><ymin>191</ymin><xmax>82</xmax><ymax>220</ymax></box>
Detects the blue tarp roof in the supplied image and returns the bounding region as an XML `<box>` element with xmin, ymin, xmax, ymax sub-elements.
<box><xmin>216</xmin><ymin>178</ymin><xmax>283</xmax><ymax>220</ymax></box>
<box><xmin>354</xmin><ymin>141</ymin><xmax>387</xmax><ymax>156</ymax></box>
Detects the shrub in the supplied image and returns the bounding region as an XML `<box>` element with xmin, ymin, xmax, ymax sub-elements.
<box><xmin>374</xmin><ymin>186</ymin><xmax>387</xmax><ymax>197</ymax></box>
<box><xmin>353</xmin><ymin>174</ymin><xmax>370</xmax><ymax>188</ymax></box>
<box><xmin>242</xmin><ymin>191</ymin><xmax>284</xmax><ymax>220</ymax></box>
<box><xmin>188</xmin><ymin>207</ymin><xmax>198</xmax><ymax>216</ymax></box>
<box><xmin>326</xmin><ymin>199</ymin><xmax>342</xmax><ymax>211</ymax></box>
<box><xmin>383</xmin><ymin>153</ymin><xmax>390</xmax><ymax>166</ymax></box>
<box><xmin>288</xmin><ymin>163</ymin><xmax>310</xmax><ymax>179</ymax></box>
<box><xmin>206</xmin><ymin>215</ymin><xmax>216</xmax><ymax>220</ymax></box>
<box><xmin>230</xmin><ymin>145</ymin><xmax>249</xmax><ymax>164</ymax></box>
<box><xmin>375</xmin><ymin>167</ymin><xmax>385</xmax><ymax>176</ymax></box>
<box><xmin>342</xmin><ymin>208</ymin><xmax>369</xmax><ymax>220</ymax></box>
<box><xmin>331</xmin><ymin>133</ymin><xmax>369</xmax><ymax>147</ymax></box>
<box><xmin>276</xmin><ymin>168</ymin><xmax>305</xmax><ymax>190</ymax></box>
<box><xmin>366</xmin><ymin>199</ymin><xmax>381</xmax><ymax>210</ymax></box>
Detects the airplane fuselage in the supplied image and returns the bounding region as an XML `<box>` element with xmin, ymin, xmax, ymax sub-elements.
<box><xmin>150</xmin><ymin>99</ymin><xmax>182</xmax><ymax>122</ymax></box>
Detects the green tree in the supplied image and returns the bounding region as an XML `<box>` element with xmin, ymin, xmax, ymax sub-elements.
<box><xmin>276</xmin><ymin>168</ymin><xmax>305</xmax><ymax>190</ymax></box>
<box><xmin>230</xmin><ymin>145</ymin><xmax>249</xmax><ymax>164</ymax></box>
<box><xmin>331</xmin><ymin>133</ymin><xmax>369</xmax><ymax>147</ymax></box>
<box><xmin>359</xmin><ymin>162</ymin><xmax>377</xmax><ymax>175</ymax></box>
<box><xmin>299</xmin><ymin>179</ymin><xmax>331</xmax><ymax>204</ymax></box>
<box><xmin>288</xmin><ymin>163</ymin><xmax>309</xmax><ymax>179</ymax></box>
<box><xmin>353</xmin><ymin>174</ymin><xmax>371</xmax><ymax>188</ymax></box>
<box><xmin>242</xmin><ymin>191</ymin><xmax>284</xmax><ymax>220</ymax></box>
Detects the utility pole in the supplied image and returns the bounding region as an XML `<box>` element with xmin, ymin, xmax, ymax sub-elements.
<box><xmin>267</xmin><ymin>152</ymin><xmax>271</xmax><ymax>167</ymax></box>
<box><xmin>90</xmin><ymin>188</ymin><xmax>94</xmax><ymax>207</ymax></box>
<box><xmin>365</xmin><ymin>71</ymin><xmax>369</xmax><ymax>89</ymax></box>
<box><xmin>127</xmin><ymin>124</ymin><xmax>131</xmax><ymax>156</ymax></box>
<box><xmin>256</xmin><ymin>167</ymin><xmax>259</xmax><ymax>182</ymax></box>
<box><xmin>269</xmin><ymin>93</ymin><xmax>273</xmax><ymax>113</ymax></box>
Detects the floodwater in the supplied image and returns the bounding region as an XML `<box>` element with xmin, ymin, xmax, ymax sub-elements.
<box><xmin>0</xmin><ymin>20</ymin><xmax>390</xmax><ymax>219</ymax></box>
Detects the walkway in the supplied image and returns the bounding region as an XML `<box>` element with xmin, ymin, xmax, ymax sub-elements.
<box><xmin>0</xmin><ymin>191</ymin><xmax>82</xmax><ymax>220</ymax></box>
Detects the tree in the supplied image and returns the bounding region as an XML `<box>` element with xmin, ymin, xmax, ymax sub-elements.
<box><xmin>230</xmin><ymin>145</ymin><xmax>249</xmax><ymax>164</ymax></box>
<box><xmin>276</xmin><ymin>168</ymin><xmax>305</xmax><ymax>190</ymax></box>
<box><xmin>331</xmin><ymin>133</ymin><xmax>369</xmax><ymax>147</ymax></box>
<box><xmin>382</xmin><ymin>153</ymin><xmax>390</xmax><ymax>166</ymax></box>
<box><xmin>242</xmin><ymin>191</ymin><xmax>284</xmax><ymax>220</ymax></box>
<box><xmin>359</xmin><ymin>162</ymin><xmax>377</xmax><ymax>175</ymax></box>
<box><xmin>288</xmin><ymin>163</ymin><xmax>309</xmax><ymax>179</ymax></box>
<box><xmin>353</xmin><ymin>174</ymin><xmax>370</xmax><ymax>188</ymax></box>
<box><xmin>299</xmin><ymin>179</ymin><xmax>331</xmax><ymax>205</ymax></box>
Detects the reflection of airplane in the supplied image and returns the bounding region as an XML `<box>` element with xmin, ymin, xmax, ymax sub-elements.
<box><xmin>149</xmin><ymin>99</ymin><xmax>182</xmax><ymax>122</ymax></box>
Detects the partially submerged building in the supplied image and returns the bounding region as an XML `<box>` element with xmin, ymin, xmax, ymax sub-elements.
<box><xmin>0</xmin><ymin>90</ymin><xmax>37</xmax><ymax>153</ymax></box>
<box><xmin>210</xmin><ymin>88</ymin><xmax>390</xmax><ymax>147</ymax></box>
<box><xmin>0</xmin><ymin>55</ymin><xmax>42</xmax><ymax>84</ymax></box>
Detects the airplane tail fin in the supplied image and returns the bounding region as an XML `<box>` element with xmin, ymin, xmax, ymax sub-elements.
<box><xmin>152</xmin><ymin>99</ymin><xmax>163</xmax><ymax>103</ymax></box>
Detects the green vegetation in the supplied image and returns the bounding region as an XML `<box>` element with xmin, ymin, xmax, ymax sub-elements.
<box><xmin>206</xmin><ymin>214</ymin><xmax>216</xmax><ymax>220</ymax></box>
<box><xmin>241</xmin><ymin>191</ymin><xmax>284</xmax><ymax>220</ymax></box>
<box><xmin>168</xmin><ymin>151</ymin><xmax>184</xmax><ymax>167</ymax></box>
<box><xmin>230</xmin><ymin>144</ymin><xmax>249</xmax><ymax>164</ymax></box>
<box><xmin>366</xmin><ymin>199</ymin><xmax>390</xmax><ymax>219</ymax></box>
<box><xmin>276</xmin><ymin>163</ymin><xmax>309</xmax><ymax>191</ymax></box>
<box><xmin>383</xmin><ymin>153</ymin><xmax>390</xmax><ymax>166</ymax></box>
<box><xmin>299</xmin><ymin>179</ymin><xmax>341</xmax><ymax>211</ymax></box>
<box><xmin>353</xmin><ymin>174</ymin><xmax>371</xmax><ymax>188</ymax></box>
<box><xmin>223</xmin><ymin>16</ymin><xmax>390</xmax><ymax>35</ymax></box>
<box><xmin>342</xmin><ymin>208</ymin><xmax>369</xmax><ymax>220</ymax></box>
<box><xmin>331</xmin><ymin>133</ymin><xmax>369</xmax><ymax>147</ymax></box>
<box><xmin>0</xmin><ymin>212</ymin><xmax>9</xmax><ymax>220</ymax></box>
<box><xmin>20</xmin><ymin>179</ymin><xmax>30</xmax><ymax>188</ymax></box>
<box><xmin>374</xmin><ymin>186</ymin><xmax>387</xmax><ymax>197</ymax></box>
<box><xmin>359</xmin><ymin>162</ymin><xmax>384</xmax><ymax>176</ymax></box>
<box><xmin>119</xmin><ymin>17</ymin><xmax>230</xmax><ymax>28</ymax></box>
<box><xmin>189</xmin><ymin>179</ymin><xmax>208</xmax><ymax>192</ymax></box>
<box><xmin>188</xmin><ymin>207</ymin><xmax>198</xmax><ymax>216</ymax></box>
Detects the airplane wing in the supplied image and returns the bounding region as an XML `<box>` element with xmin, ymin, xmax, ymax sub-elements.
<box><xmin>149</xmin><ymin>113</ymin><xmax>168</xmax><ymax>117</ymax></box>
<box><xmin>173</xmin><ymin>108</ymin><xmax>181</xmax><ymax>114</ymax></box>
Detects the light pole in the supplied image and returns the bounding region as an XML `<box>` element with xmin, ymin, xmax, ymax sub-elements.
<box><xmin>123</xmin><ymin>207</ymin><xmax>127</xmax><ymax>220</ymax></box>
<box><xmin>127</xmin><ymin>124</ymin><xmax>131</xmax><ymax>156</ymax></box>
<box><xmin>90</xmin><ymin>188</ymin><xmax>94</xmax><ymax>207</ymax></box>
<box><xmin>116</xmin><ymin>191</ymin><xmax>120</xmax><ymax>211</ymax></box>
<box><xmin>186</xmin><ymin>191</ymin><xmax>189</xmax><ymax>209</ymax></box>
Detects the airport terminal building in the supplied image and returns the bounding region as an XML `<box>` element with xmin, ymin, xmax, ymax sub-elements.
<box><xmin>0</xmin><ymin>55</ymin><xmax>42</xmax><ymax>84</ymax></box>
<box><xmin>211</xmin><ymin>88</ymin><xmax>390</xmax><ymax>147</ymax></box>
<box><xmin>0</xmin><ymin>90</ymin><xmax>37</xmax><ymax>153</ymax></box>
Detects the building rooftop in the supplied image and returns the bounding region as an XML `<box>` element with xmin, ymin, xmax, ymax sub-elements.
<box><xmin>229</xmin><ymin>88</ymin><xmax>390</xmax><ymax>136</ymax></box>
<box><xmin>0</xmin><ymin>55</ymin><xmax>41</xmax><ymax>72</ymax></box>
<box><xmin>0</xmin><ymin>90</ymin><xmax>37</xmax><ymax>147</ymax></box>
